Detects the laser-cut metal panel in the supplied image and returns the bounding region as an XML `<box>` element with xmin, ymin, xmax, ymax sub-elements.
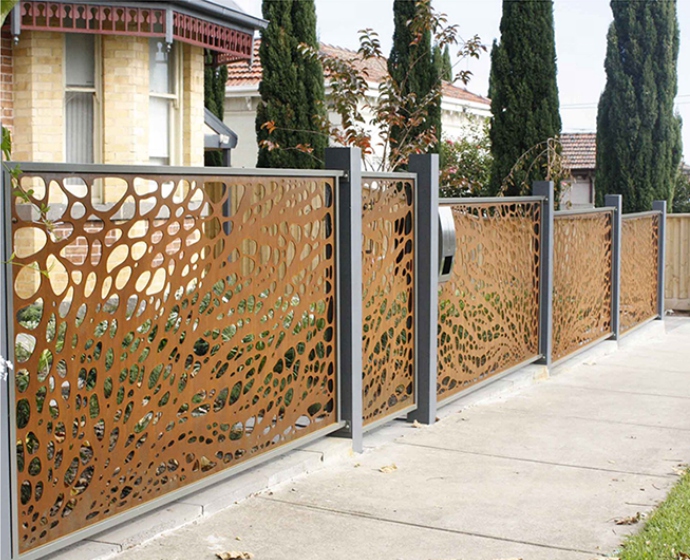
<box><xmin>437</xmin><ymin>202</ymin><xmax>541</xmax><ymax>400</ymax></box>
<box><xmin>361</xmin><ymin>176</ymin><xmax>415</xmax><ymax>425</ymax></box>
<box><xmin>620</xmin><ymin>214</ymin><xmax>660</xmax><ymax>333</ymax></box>
<box><xmin>11</xmin><ymin>172</ymin><xmax>338</xmax><ymax>553</ymax></box>
<box><xmin>552</xmin><ymin>211</ymin><xmax>613</xmax><ymax>362</ymax></box>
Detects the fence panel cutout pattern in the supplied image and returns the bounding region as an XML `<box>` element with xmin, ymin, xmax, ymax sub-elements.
<box><xmin>10</xmin><ymin>171</ymin><xmax>338</xmax><ymax>553</ymax></box>
<box><xmin>552</xmin><ymin>211</ymin><xmax>613</xmax><ymax>361</ymax></box>
<box><xmin>620</xmin><ymin>214</ymin><xmax>659</xmax><ymax>333</ymax></box>
<box><xmin>437</xmin><ymin>201</ymin><xmax>541</xmax><ymax>400</ymax></box>
<box><xmin>361</xmin><ymin>176</ymin><xmax>415</xmax><ymax>425</ymax></box>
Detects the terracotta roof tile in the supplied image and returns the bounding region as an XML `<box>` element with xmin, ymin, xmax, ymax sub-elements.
<box><xmin>226</xmin><ymin>40</ymin><xmax>490</xmax><ymax>106</ymax></box>
<box><xmin>560</xmin><ymin>132</ymin><xmax>596</xmax><ymax>170</ymax></box>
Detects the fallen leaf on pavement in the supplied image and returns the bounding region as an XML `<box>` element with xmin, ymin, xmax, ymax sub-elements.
<box><xmin>216</xmin><ymin>552</ymin><xmax>254</xmax><ymax>560</ymax></box>
<box><xmin>411</xmin><ymin>420</ymin><xmax>423</xmax><ymax>428</ymax></box>
<box><xmin>614</xmin><ymin>512</ymin><xmax>641</xmax><ymax>525</ymax></box>
<box><xmin>379</xmin><ymin>464</ymin><xmax>397</xmax><ymax>473</ymax></box>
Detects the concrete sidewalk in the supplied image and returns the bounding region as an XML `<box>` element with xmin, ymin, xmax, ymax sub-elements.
<box><xmin>82</xmin><ymin>319</ymin><xmax>690</xmax><ymax>560</ymax></box>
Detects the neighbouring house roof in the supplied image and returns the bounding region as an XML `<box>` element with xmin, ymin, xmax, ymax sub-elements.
<box><xmin>226</xmin><ymin>40</ymin><xmax>491</xmax><ymax>107</ymax></box>
<box><xmin>11</xmin><ymin>0</ymin><xmax>266</xmax><ymax>63</ymax></box>
<box><xmin>561</xmin><ymin>132</ymin><xmax>596</xmax><ymax>171</ymax></box>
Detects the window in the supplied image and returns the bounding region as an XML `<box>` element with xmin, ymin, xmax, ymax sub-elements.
<box><xmin>65</xmin><ymin>34</ymin><xmax>99</xmax><ymax>164</ymax></box>
<box><xmin>149</xmin><ymin>39</ymin><xmax>179</xmax><ymax>165</ymax></box>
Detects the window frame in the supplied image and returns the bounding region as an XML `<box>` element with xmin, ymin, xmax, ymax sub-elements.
<box><xmin>149</xmin><ymin>39</ymin><xmax>182</xmax><ymax>166</ymax></box>
<box><xmin>63</xmin><ymin>33</ymin><xmax>102</xmax><ymax>165</ymax></box>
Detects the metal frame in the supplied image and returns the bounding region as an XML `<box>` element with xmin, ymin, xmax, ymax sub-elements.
<box><xmin>359</xmin><ymin>169</ymin><xmax>420</xmax><ymax>429</ymax></box>
<box><xmin>360</xmin><ymin>171</ymin><xmax>417</xmax><ymax>180</ymax></box>
<box><xmin>551</xmin><ymin>332</ymin><xmax>613</xmax><ymax>369</ymax></box>
<box><xmin>652</xmin><ymin>200</ymin><xmax>667</xmax><ymax>319</ymax></box>
<box><xmin>407</xmin><ymin>154</ymin><xmax>438</xmax><ymax>425</ymax></box>
<box><xmin>1</xmin><ymin>167</ymin><xmax>16</xmax><ymax>560</ymax></box>
<box><xmin>554</xmin><ymin>207</ymin><xmax>615</xmax><ymax>217</ymax></box>
<box><xmin>440</xmin><ymin>195</ymin><xmax>545</xmax><ymax>206</ymax></box>
<box><xmin>363</xmin><ymin>403</ymin><xmax>418</xmax><ymax>434</ymax></box>
<box><xmin>605</xmin><ymin>195</ymin><xmax>622</xmax><ymax>340</ymax></box>
<box><xmin>325</xmin><ymin>148</ymin><xmax>363</xmax><ymax>452</ymax></box>
<box><xmin>622</xmin><ymin>210</ymin><xmax>662</xmax><ymax>220</ymax></box>
<box><xmin>437</xmin><ymin>355</ymin><xmax>542</xmax><ymax>408</ymax></box>
<box><xmin>619</xmin><ymin>314</ymin><xmax>659</xmax><ymax>339</ymax></box>
<box><xmin>533</xmin><ymin>182</ymin><xmax>554</xmax><ymax>367</ymax></box>
<box><xmin>2</xmin><ymin>163</ymin><xmax>348</xmax><ymax>559</ymax></box>
<box><xmin>9</xmin><ymin>162</ymin><xmax>345</xmax><ymax>178</ymax></box>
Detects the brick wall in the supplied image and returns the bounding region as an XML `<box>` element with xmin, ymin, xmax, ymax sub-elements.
<box><xmin>102</xmin><ymin>35</ymin><xmax>149</xmax><ymax>165</ymax></box>
<box><xmin>1</xmin><ymin>29</ymin><xmax>13</xmax><ymax>134</ymax></box>
<box><xmin>12</xmin><ymin>31</ymin><xmax>64</xmax><ymax>162</ymax></box>
<box><xmin>182</xmin><ymin>43</ymin><xmax>204</xmax><ymax>166</ymax></box>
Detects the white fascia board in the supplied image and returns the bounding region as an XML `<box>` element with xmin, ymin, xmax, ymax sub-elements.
<box><xmin>225</xmin><ymin>85</ymin><xmax>261</xmax><ymax>97</ymax></box>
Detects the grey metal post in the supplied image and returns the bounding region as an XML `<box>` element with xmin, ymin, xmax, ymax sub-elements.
<box><xmin>11</xmin><ymin>3</ymin><xmax>21</xmax><ymax>39</ymax></box>
<box><xmin>652</xmin><ymin>200</ymin><xmax>667</xmax><ymax>319</ymax></box>
<box><xmin>325</xmin><ymin>147</ymin><xmax>363</xmax><ymax>452</ymax></box>
<box><xmin>533</xmin><ymin>182</ymin><xmax>554</xmax><ymax>367</ymax></box>
<box><xmin>1</xmin><ymin>167</ymin><xmax>14</xmax><ymax>559</ymax></box>
<box><xmin>605</xmin><ymin>194</ymin><xmax>623</xmax><ymax>339</ymax></box>
<box><xmin>407</xmin><ymin>154</ymin><xmax>439</xmax><ymax>425</ymax></box>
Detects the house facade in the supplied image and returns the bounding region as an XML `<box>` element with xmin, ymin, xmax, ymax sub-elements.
<box><xmin>1</xmin><ymin>0</ymin><xmax>265</xmax><ymax>166</ymax></box>
<box><xmin>225</xmin><ymin>42</ymin><xmax>492</xmax><ymax>169</ymax></box>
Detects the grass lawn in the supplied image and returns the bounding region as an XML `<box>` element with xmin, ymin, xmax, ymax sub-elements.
<box><xmin>619</xmin><ymin>468</ymin><xmax>690</xmax><ymax>559</ymax></box>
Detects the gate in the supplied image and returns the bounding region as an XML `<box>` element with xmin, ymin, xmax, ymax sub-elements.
<box><xmin>437</xmin><ymin>197</ymin><xmax>542</xmax><ymax>401</ymax></box>
<box><xmin>620</xmin><ymin>211</ymin><xmax>661</xmax><ymax>333</ymax></box>
<box><xmin>361</xmin><ymin>173</ymin><xmax>416</xmax><ymax>427</ymax></box>
<box><xmin>2</xmin><ymin>165</ymin><xmax>343</xmax><ymax>557</ymax></box>
<box><xmin>552</xmin><ymin>209</ymin><xmax>614</xmax><ymax>362</ymax></box>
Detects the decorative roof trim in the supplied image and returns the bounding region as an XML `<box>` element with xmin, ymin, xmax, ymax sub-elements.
<box><xmin>14</xmin><ymin>1</ymin><xmax>260</xmax><ymax>61</ymax></box>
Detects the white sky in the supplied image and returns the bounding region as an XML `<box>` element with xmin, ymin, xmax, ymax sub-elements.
<box><xmin>234</xmin><ymin>0</ymin><xmax>690</xmax><ymax>161</ymax></box>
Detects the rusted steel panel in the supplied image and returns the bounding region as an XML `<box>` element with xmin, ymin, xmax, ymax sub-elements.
<box><xmin>620</xmin><ymin>214</ymin><xmax>660</xmax><ymax>332</ymax></box>
<box><xmin>11</xmin><ymin>171</ymin><xmax>338</xmax><ymax>553</ymax></box>
<box><xmin>361</xmin><ymin>176</ymin><xmax>415</xmax><ymax>425</ymax></box>
<box><xmin>552</xmin><ymin>211</ymin><xmax>613</xmax><ymax>362</ymax></box>
<box><xmin>437</xmin><ymin>201</ymin><xmax>541</xmax><ymax>400</ymax></box>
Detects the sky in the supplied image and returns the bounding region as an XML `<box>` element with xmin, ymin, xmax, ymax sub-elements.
<box><xmin>234</xmin><ymin>0</ymin><xmax>690</xmax><ymax>162</ymax></box>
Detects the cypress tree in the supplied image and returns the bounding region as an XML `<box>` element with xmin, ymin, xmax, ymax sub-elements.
<box><xmin>488</xmin><ymin>0</ymin><xmax>561</xmax><ymax>195</ymax></box>
<box><xmin>255</xmin><ymin>0</ymin><xmax>326</xmax><ymax>169</ymax></box>
<box><xmin>388</xmin><ymin>0</ymin><xmax>441</xmax><ymax>165</ymax></box>
<box><xmin>204</xmin><ymin>51</ymin><xmax>228</xmax><ymax>167</ymax></box>
<box><xmin>596</xmin><ymin>0</ymin><xmax>681</xmax><ymax>211</ymax></box>
<box><xmin>441</xmin><ymin>45</ymin><xmax>453</xmax><ymax>82</ymax></box>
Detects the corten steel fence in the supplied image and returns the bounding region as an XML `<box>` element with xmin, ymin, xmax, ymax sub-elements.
<box><xmin>2</xmin><ymin>164</ymin><xmax>345</xmax><ymax>557</ymax></box>
<box><xmin>620</xmin><ymin>212</ymin><xmax>661</xmax><ymax>333</ymax></box>
<box><xmin>552</xmin><ymin>209</ymin><xmax>614</xmax><ymax>362</ymax></box>
<box><xmin>437</xmin><ymin>198</ymin><xmax>542</xmax><ymax>401</ymax></box>
<box><xmin>361</xmin><ymin>173</ymin><xmax>416</xmax><ymax>426</ymax></box>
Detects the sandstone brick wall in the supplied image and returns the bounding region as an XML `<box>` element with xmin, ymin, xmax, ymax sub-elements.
<box><xmin>102</xmin><ymin>35</ymin><xmax>149</xmax><ymax>165</ymax></box>
<box><xmin>182</xmin><ymin>43</ymin><xmax>204</xmax><ymax>167</ymax></box>
<box><xmin>1</xmin><ymin>29</ymin><xmax>13</xmax><ymax>134</ymax></box>
<box><xmin>12</xmin><ymin>31</ymin><xmax>64</xmax><ymax>162</ymax></box>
